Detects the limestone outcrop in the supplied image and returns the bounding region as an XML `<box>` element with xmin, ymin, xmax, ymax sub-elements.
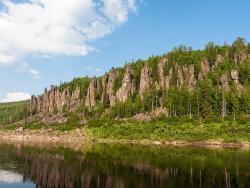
<box><xmin>176</xmin><ymin>64</ymin><xmax>184</xmax><ymax>89</ymax></box>
<box><xmin>101</xmin><ymin>68</ymin><xmax>117</xmax><ymax>106</ymax></box>
<box><xmin>231</xmin><ymin>70</ymin><xmax>243</xmax><ymax>93</ymax></box>
<box><xmin>198</xmin><ymin>60</ymin><xmax>210</xmax><ymax>80</ymax></box>
<box><xmin>171</xmin><ymin>64</ymin><xmax>197</xmax><ymax>91</ymax></box>
<box><xmin>212</xmin><ymin>55</ymin><xmax>224</xmax><ymax>70</ymax></box>
<box><xmin>116</xmin><ymin>66</ymin><xmax>135</xmax><ymax>102</ymax></box>
<box><xmin>220</xmin><ymin>73</ymin><xmax>230</xmax><ymax>92</ymax></box>
<box><xmin>30</xmin><ymin>86</ymin><xmax>81</xmax><ymax>114</ymax></box>
<box><xmin>158</xmin><ymin>58</ymin><xmax>167</xmax><ymax>88</ymax></box>
<box><xmin>234</xmin><ymin>50</ymin><xmax>248</xmax><ymax>65</ymax></box>
<box><xmin>187</xmin><ymin>64</ymin><xmax>196</xmax><ymax>91</ymax></box>
<box><xmin>165</xmin><ymin>68</ymin><xmax>173</xmax><ymax>90</ymax></box>
<box><xmin>139</xmin><ymin>63</ymin><xmax>152</xmax><ymax>99</ymax></box>
<box><xmin>70</xmin><ymin>87</ymin><xmax>81</xmax><ymax>107</ymax></box>
<box><xmin>85</xmin><ymin>78</ymin><xmax>101</xmax><ymax>109</ymax></box>
<box><xmin>28</xmin><ymin>45</ymin><xmax>249</xmax><ymax>120</ymax></box>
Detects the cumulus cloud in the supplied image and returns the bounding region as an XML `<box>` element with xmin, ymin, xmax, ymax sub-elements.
<box><xmin>1</xmin><ymin>92</ymin><xmax>31</xmax><ymax>103</ymax></box>
<box><xmin>0</xmin><ymin>0</ymin><xmax>137</xmax><ymax>65</ymax></box>
<box><xmin>102</xmin><ymin>0</ymin><xmax>137</xmax><ymax>24</ymax></box>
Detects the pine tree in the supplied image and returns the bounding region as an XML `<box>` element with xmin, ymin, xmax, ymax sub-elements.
<box><xmin>199</xmin><ymin>79</ymin><xmax>213</xmax><ymax>118</ymax></box>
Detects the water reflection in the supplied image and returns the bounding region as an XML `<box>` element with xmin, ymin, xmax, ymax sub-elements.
<box><xmin>0</xmin><ymin>170</ymin><xmax>23</xmax><ymax>184</ymax></box>
<box><xmin>0</xmin><ymin>143</ymin><xmax>250</xmax><ymax>188</ymax></box>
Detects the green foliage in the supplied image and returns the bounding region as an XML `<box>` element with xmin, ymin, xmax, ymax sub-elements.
<box><xmin>147</xmin><ymin>56</ymin><xmax>161</xmax><ymax>83</ymax></box>
<box><xmin>143</xmin><ymin>87</ymin><xmax>161</xmax><ymax>112</ymax></box>
<box><xmin>3</xmin><ymin>37</ymin><xmax>250</xmax><ymax>129</ymax></box>
<box><xmin>0</xmin><ymin>101</ymin><xmax>29</xmax><ymax>125</ymax></box>
<box><xmin>86</xmin><ymin>117</ymin><xmax>250</xmax><ymax>142</ymax></box>
<box><xmin>239</xmin><ymin>61</ymin><xmax>250</xmax><ymax>85</ymax></box>
<box><xmin>130</xmin><ymin>59</ymin><xmax>145</xmax><ymax>89</ymax></box>
<box><xmin>168</xmin><ymin>45</ymin><xmax>203</xmax><ymax>66</ymax></box>
<box><xmin>205</xmin><ymin>42</ymin><xmax>220</xmax><ymax>65</ymax></box>
<box><xmin>198</xmin><ymin>79</ymin><xmax>213</xmax><ymax>118</ymax></box>
<box><xmin>232</xmin><ymin>37</ymin><xmax>247</xmax><ymax>53</ymax></box>
<box><xmin>239</xmin><ymin>89</ymin><xmax>250</xmax><ymax>115</ymax></box>
<box><xmin>227</xmin><ymin>85</ymin><xmax>239</xmax><ymax>119</ymax></box>
<box><xmin>114</xmin><ymin>67</ymin><xmax>125</xmax><ymax>92</ymax></box>
<box><xmin>39</xmin><ymin>38</ymin><xmax>250</xmax><ymax>121</ymax></box>
<box><xmin>59</xmin><ymin>76</ymin><xmax>91</xmax><ymax>98</ymax></box>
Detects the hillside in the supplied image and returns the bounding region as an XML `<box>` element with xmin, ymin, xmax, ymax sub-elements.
<box><xmin>1</xmin><ymin>37</ymin><xmax>250</xmax><ymax>128</ymax></box>
<box><xmin>0</xmin><ymin>101</ymin><xmax>29</xmax><ymax>126</ymax></box>
<box><xmin>27</xmin><ymin>38</ymin><xmax>250</xmax><ymax>123</ymax></box>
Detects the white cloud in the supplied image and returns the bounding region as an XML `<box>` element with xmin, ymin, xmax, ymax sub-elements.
<box><xmin>29</xmin><ymin>68</ymin><xmax>42</xmax><ymax>79</ymax></box>
<box><xmin>102</xmin><ymin>0</ymin><xmax>137</xmax><ymax>24</ymax></box>
<box><xmin>0</xmin><ymin>0</ymin><xmax>137</xmax><ymax>65</ymax></box>
<box><xmin>1</xmin><ymin>92</ymin><xmax>31</xmax><ymax>103</ymax></box>
<box><xmin>84</xmin><ymin>66</ymin><xmax>104</xmax><ymax>73</ymax></box>
<box><xmin>16</xmin><ymin>62</ymin><xmax>42</xmax><ymax>79</ymax></box>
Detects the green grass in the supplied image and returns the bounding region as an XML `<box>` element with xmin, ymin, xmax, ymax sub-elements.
<box><xmin>4</xmin><ymin>120</ymin><xmax>81</xmax><ymax>132</ymax></box>
<box><xmin>0</xmin><ymin>101</ymin><xmax>29</xmax><ymax>125</ymax></box>
<box><xmin>3</xmin><ymin>113</ymin><xmax>250</xmax><ymax>142</ymax></box>
<box><xmin>85</xmin><ymin>117</ymin><xmax>250</xmax><ymax>142</ymax></box>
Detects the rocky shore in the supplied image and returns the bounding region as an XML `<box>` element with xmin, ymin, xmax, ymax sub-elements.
<box><xmin>1</xmin><ymin>128</ymin><xmax>250</xmax><ymax>150</ymax></box>
<box><xmin>0</xmin><ymin>128</ymin><xmax>87</xmax><ymax>148</ymax></box>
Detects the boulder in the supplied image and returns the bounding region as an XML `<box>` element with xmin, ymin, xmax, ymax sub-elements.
<box><xmin>16</xmin><ymin>127</ymin><xmax>24</xmax><ymax>132</ymax></box>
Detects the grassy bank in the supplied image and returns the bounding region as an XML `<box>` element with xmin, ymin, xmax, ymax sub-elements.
<box><xmin>85</xmin><ymin>117</ymin><xmax>250</xmax><ymax>142</ymax></box>
<box><xmin>0</xmin><ymin>101</ymin><xmax>29</xmax><ymax>125</ymax></box>
<box><xmin>2</xmin><ymin>116</ymin><xmax>250</xmax><ymax>143</ymax></box>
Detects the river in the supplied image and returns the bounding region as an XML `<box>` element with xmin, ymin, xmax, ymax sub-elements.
<box><xmin>0</xmin><ymin>143</ymin><xmax>249</xmax><ymax>188</ymax></box>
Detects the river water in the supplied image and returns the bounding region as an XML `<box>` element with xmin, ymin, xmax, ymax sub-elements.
<box><xmin>0</xmin><ymin>143</ymin><xmax>249</xmax><ymax>188</ymax></box>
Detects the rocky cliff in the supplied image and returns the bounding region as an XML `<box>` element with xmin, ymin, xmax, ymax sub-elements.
<box><xmin>29</xmin><ymin>38</ymin><xmax>250</xmax><ymax>121</ymax></box>
<box><xmin>116</xmin><ymin>66</ymin><xmax>135</xmax><ymax>102</ymax></box>
<box><xmin>30</xmin><ymin>85</ymin><xmax>81</xmax><ymax>115</ymax></box>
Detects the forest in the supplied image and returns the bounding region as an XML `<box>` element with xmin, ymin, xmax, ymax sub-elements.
<box><xmin>2</xmin><ymin>38</ymin><xmax>250</xmax><ymax>127</ymax></box>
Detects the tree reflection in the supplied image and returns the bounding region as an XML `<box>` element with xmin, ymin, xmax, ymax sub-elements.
<box><xmin>0</xmin><ymin>143</ymin><xmax>250</xmax><ymax>188</ymax></box>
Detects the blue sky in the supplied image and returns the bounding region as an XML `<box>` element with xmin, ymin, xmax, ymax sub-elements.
<box><xmin>0</xmin><ymin>0</ymin><xmax>250</xmax><ymax>102</ymax></box>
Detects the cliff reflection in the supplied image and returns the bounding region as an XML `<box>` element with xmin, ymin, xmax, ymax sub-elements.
<box><xmin>1</xmin><ymin>143</ymin><xmax>250</xmax><ymax>188</ymax></box>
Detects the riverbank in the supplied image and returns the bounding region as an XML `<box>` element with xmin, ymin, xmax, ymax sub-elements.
<box><xmin>1</xmin><ymin>127</ymin><xmax>250</xmax><ymax>149</ymax></box>
<box><xmin>0</xmin><ymin>128</ymin><xmax>88</xmax><ymax>149</ymax></box>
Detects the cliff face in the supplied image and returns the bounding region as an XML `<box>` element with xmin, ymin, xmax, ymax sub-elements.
<box><xmin>101</xmin><ymin>68</ymin><xmax>117</xmax><ymax>106</ymax></box>
<box><xmin>139</xmin><ymin>63</ymin><xmax>152</xmax><ymax>99</ymax></box>
<box><xmin>30</xmin><ymin>86</ymin><xmax>81</xmax><ymax>114</ymax></box>
<box><xmin>85</xmin><ymin>78</ymin><xmax>102</xmax><ymax>109</ymax></box>
<box><xmin>116</xmin><ymin>66</ymin><xmax>135</xmax><ymax>102</ymax></box>
<box><xmin>29</xmin><ymin>38</ymin><xmax>250</xmax><ymax>120</ymax></box>
<box><xmin>157</xmin><ymin>58</ymin><xmax>167</xmax><ymax>88</ymax></box>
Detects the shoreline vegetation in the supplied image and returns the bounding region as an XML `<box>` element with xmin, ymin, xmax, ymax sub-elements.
<box><xmin>1</xmin><ymin>129</ymin><xmax>250</xmax><ymax>149</ymax></box>
<box><xmin>1</xmin><ymin>117</ymin><xmax>250</xmax><ymax>149</ymax></box>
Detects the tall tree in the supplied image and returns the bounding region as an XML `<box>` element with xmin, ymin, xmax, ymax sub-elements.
<box><xmin>199</xmin><ymin>79</ymin><xmax>213</xmax><ymax>118</ymax></box>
